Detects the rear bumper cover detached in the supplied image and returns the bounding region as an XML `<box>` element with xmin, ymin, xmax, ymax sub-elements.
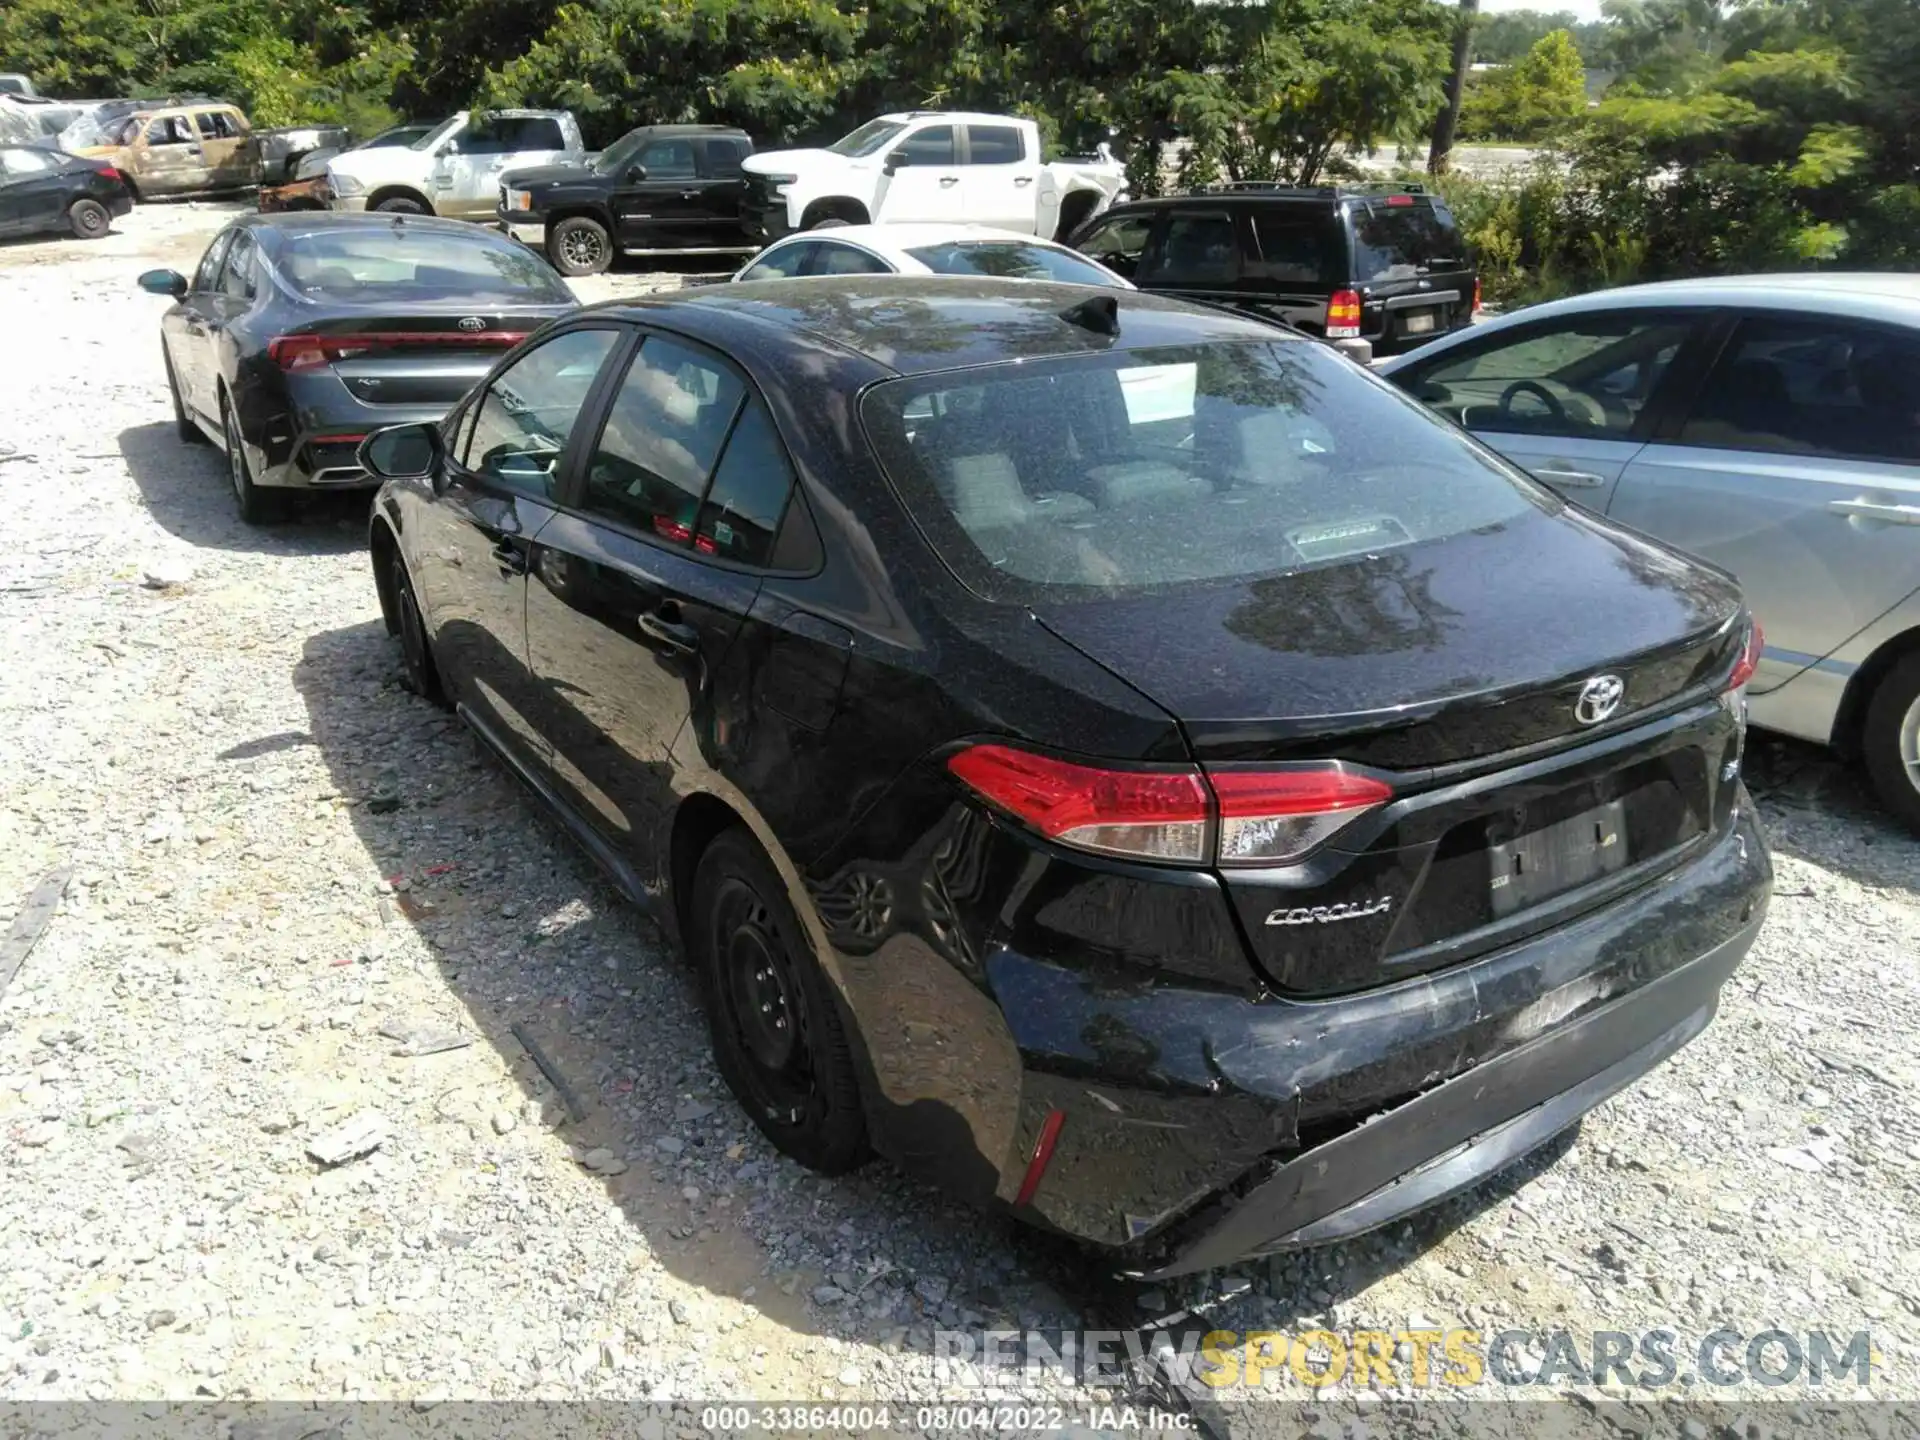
<box><xmin>982</xmin><ymin>804</ymin><xmax>1770</xmax><ymax>1273</ymax></box>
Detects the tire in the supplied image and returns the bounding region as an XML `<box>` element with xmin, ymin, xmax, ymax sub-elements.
<box><xmin>691</xmin><ymin>828</ymin><xmax>869</xmax><ymax>1175</ymax></box>
<box><xmin>807</xmin><ymin>216</ymin><xmax>851</xmax><ymax>231</ymax></box>
<box><xmin>547</xmin><ymin>215</ymin><xmax>612</xmax><ymax>276</ymax></box>
<box><xmin>222</xmin><ymin>399</ymin><xmax>283</xmax><ymax>525</ymax></box>
<box><xmin>1861</xmin><ymin>652</ymin><xmax>1920</xmax><ymax>835</ymax></box>
<box><xmin>373</xmin><ymin>195</ymin><xmax>427</xmax><ymax>215</ymax></box>
<box><xmin>164</xmin><ymin>347</ymin><xmax>203</xmax><ymax>445</ymax></box>
<box><xmin>388</xmin><ymin>546</ymin><xmax>446</xmax><ymax>706</ymax></box>
<box><xmin>68</xmin><ymin>198</ymin><xmax>111</xmax><ymax>240</ymax></box>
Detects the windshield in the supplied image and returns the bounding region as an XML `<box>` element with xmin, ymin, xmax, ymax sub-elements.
<box><xmin>828</xmin><ymin>119</ymin><xmax>906</xmax><ymax>158</ymax></box>
<box><xmin>905</xmin><ymin>241</ymin><xmax>1120</xmax><ymax>287</ymax></box>
<box><xmin>861</xmin><ymin>340</ymin><xmax>1540</xmax><ymax>600</ymax></box>
<box><xmin>1350</xmin><ymin>202</ymin><xmax>1464</xmax><ymax>282</ymax></box>
<box><xmin>410</xmin><ymin>115</ymin><xmax>464</xmax><ymax>152</ymax></box>
<box><xmin>275</xmin><ymin>227</ymin><xmax>574</xmax><ymax>304</ymax></box>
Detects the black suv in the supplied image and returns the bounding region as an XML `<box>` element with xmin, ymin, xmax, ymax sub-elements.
<box><xmin>1070</xmin><ymin>183</ymin><xmax>1479</xmax><ymax>356</ymax></box>
<box><xmin>497</xmin><ymin>123</ymin><xmax>757</xmax><ymax>277</ymax></box>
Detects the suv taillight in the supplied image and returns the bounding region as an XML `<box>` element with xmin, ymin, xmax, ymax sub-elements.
<box><xmin>946</xmin><ymin>744</ymin><xmax>1392</xmax><ymax>868</ymax></box>
<box><xmin>1473</xmin><ymin>276</ymin><xmax>1483</xmax><ymax>314</ymax></box>
<box><xmin>1326</xmin><ymin>289</ymin><xmax>1362</xmax><ymax>340</ymax></box>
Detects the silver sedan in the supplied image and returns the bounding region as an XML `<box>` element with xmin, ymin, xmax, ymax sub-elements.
<box><xmin>1379</xmin><ymin>274</ymin><xmax>1920</xmax><ymax>832</ymax></box>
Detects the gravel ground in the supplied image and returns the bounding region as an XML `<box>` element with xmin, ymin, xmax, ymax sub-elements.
<box><xmin>1</xmin><ymin>204</ymin><xmax>1917</xmax><ymax>1430</ymax></box>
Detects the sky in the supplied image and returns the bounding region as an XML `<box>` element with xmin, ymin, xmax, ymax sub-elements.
<box><xmin>1480</xmin><ymin>0</ymin><xmax>1608</xmax><ymax>21</ymax></box>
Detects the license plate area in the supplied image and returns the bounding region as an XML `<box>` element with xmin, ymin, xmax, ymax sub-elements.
<box><xmin>1488</xmin><ymin>800</ymin><xmax>1628</xmax><ymax>919</ymax></box>
<box><xmin>1401</xmin><ymin>309</ymin><xmax>1438</xmax><ymax>335</ymax></box>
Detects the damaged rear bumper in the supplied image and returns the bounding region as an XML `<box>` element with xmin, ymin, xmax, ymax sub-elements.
<box><xmin>988</xmin><ymin>803</ymin><xmax>1770</xmax><ymax>1271</ymax></box>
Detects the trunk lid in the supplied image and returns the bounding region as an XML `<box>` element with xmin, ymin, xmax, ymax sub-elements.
<box><xmin>275</xmin><ymin>304</ymin><xmax>568</xmax><ymax>407</ymax></box>
<box><xmin>1034</xmin><ymin>507</ymin><xmax>1748</xmax><ymax>996</ymax></box>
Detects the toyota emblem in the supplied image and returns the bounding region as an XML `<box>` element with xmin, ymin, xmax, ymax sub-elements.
<box><xmin>458</xmin><ymin>316</ymin><xmax>487</xmax><ymax>332</ymax></box>
<box><xmin>1574</xmin><ymin>674</ymin><xmax>1626</xmax><ymax>726</ymax></box>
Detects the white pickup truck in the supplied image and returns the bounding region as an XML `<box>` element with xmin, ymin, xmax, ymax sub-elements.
<box><xmin>741</xmin><ymin>112</ymin><xmax>1125</xmax><ymax>243</ymax></box>
<box><xmin>325</xmin><ymin>109</ymin><xmax>585</xmax><ymax>220</ymax></box>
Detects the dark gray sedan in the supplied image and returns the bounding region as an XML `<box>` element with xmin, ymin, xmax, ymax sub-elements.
<box><xmin>139</xmin><ymin>211</ymin><xmax>577</xmax><ymax>522</ymax></box>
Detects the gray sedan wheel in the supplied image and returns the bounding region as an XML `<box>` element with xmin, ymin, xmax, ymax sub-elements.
<box><xmin>1863</xmin><ymin>652</ymin><xmax>1920</xmax><ymax>835</ymax></box>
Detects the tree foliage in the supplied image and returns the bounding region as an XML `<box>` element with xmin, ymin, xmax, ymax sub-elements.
<box><xmin>1460</xmin><ymin>27</ymin><xmax>1587</xmax><ymax>140</ymax></box>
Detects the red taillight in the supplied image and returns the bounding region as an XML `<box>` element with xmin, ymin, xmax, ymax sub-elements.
<box><xmin>1725</xmin><ymin>619</ymin><xmax>1763</xmax><ymax>693</ymax></box>
<box><xmin>946</xmin><ymin>744</ymin><xmax>1213</xmax><ymax>862</ymax></box>
<box><xmin>945</xmin><ymin>745</ymin><xmax>1393</xmax><ymax>867</ymax></box>
<box><xmin>1472</xmin><ymin>276</ymin><xmax>1483</xmax><ymax>314</ymax></box>
<box><xmin>94</xmin><ymin>164</ymin><xmax>121</xmax><ymax>182</ymax></box>
<box><xmin>1385</xmin><ymin>193</ymin><xmax>1415</xmax><ymax>206</ymax></box>
<box><xmin>1326</xmin><ymin>288</ymin><xmax>1362</xmax><ymax>340</ymax></box>
<box><xmin>268</xmin><ymin>330</ymin><xmax>529</xmax><ymax>372</ymax></box>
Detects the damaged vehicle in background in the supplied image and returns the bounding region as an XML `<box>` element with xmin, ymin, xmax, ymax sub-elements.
<box><xmin>261</xmin><ymin>122</ymin><xmax>439</xmax><ymax>212</ymax></box>
<box><xmin>353</xmin><ymin>276</ymin><xmax>1772</xmax><ymax>1274</ymax></box>
<box><xmin>138</xmin><ymin>211</ymin><xmax>576</xmax><ymax>523</ymax></box>
<box><xmin>0</xmin><ymin>141</ymin><xmax>131</xmax><ymax>240</ymax></box>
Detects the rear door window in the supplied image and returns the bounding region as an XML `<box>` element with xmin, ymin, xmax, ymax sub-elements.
<box><xmin>965</xmin><ymin>125</ymin><xmax>1025</xmax><ymax>165</ymax></box>
<box><xmin>1678</xmin><ymin>316</ymin><xmax>1920</xmax><ymax>463</ymax></box>
<box><xmin>696</xmin><ymin>399</ymin><xmax>798</xmax><ymax>566</ymax></box>
<box><xmin>702</xmin><ymin>137</ymin><xmax>749</xmax><ymax>176</ymax></box>
<box><xmin>861</xmin><ymin>339</ymin><xmax>1539</xmax><ymax>599</ymax></box>
<box><xmin>1349</xmin><ymin>201</ymin><xmax>1464</xmax><ymax>282</ymax></box>
<box><xmin>582</xmin><ymin>335</ymin><xmax>747</xmax><ymax>543</ymax></box>
<box><xmin>506</xmin><ymin>117</ymin><xmax>565</xmax><ymax>151</ymax></box>
<box><xmin>1136</xmin><ymin>211</ymin><xmax>1239</xmax><ymax>287</ymax></box>
<box><xmin>1247</xmin><ymin>210</ymin><xmax>1340</xmax><ymax>286</ymax></box>
<box><xmin>219</xmin><ymin>229</ymin><xmax>257</xmax><ymax>300</ymax></box>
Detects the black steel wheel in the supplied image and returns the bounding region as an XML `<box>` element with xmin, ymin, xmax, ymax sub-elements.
<box><xmin>389</xmin><ymin>546</ymin><xmax>445</xmax><ymax>705</ymax></box>
<box><xmin>548</xmin><ymin>216</ymin><xmax>612</xmax><ymax>277</ymax></box>
<box><xmin>68</xmin><ymin>198</ymin><xmax>110</xmax><ymax>239</ymax></box>
<box><xmin>692</xmin><ymin>828</ymin><xmax>869</xmax><ymax>1174</ymax></box>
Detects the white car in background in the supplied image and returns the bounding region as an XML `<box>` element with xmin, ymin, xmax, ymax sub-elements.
<box><xmin>731</xmin><ymin>223</ymin><xmax>1131</xmax><ymax>287</ymax></box>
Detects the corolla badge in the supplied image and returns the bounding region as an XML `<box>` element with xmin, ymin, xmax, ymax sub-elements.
<box><xmin>1265</xmin><ymin>896</ymin><xmax>1392</xmax><ymax>927</ymax></box>
<box><xmin>458</xmin><ymin>316</ymin><xmax>487</xmax><ymax>332</ymax></box>
<box><xmin>1574</xmin><ymin>674</ymin><xmax>1626</xmax><ymax>726</ymax></box>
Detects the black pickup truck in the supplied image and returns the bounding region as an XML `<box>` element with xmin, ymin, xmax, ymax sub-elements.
<box><xmin>496</xmin><ymin>123</ymin><xmax>757</xmax><ymax>276</ymax></box>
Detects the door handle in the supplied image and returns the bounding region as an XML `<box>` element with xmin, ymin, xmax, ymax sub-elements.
<box><xmin>637</xmin><ymin>609</ymin><xmax>699</xmax><ymax>656</ymax></box>
<box><xmin>938</xmin><ymin>175</ymin><xmax>960</xmax><ymax>187</ymax></box>
<box><xmin>1829</xmin><ymin>498</ymin><xmax>1920</xmax><ymax>526</ymax></box>
<box><xmin>1013</xmin><ymin>175</ymin><xmax>1034</xmax><ymax>186</ymax></box>
<box><xmin>489</xmin><ymin>540</ymin><xmax>528</xmax><ymax>576</ymax></box>
<box><xmin>1533</xmin><ymin>467</ymin><xmax>1606</xmax><ymax>489</ymax></box>
<box><xmin>680</xmin><ymin>190</ymin><xmax>699</xmax><ymax>200</ymax></box>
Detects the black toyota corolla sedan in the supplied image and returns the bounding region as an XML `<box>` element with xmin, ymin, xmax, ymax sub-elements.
<box><xmin>138</xmin><ymin>211</ymin><xmax>577</xmax><ymax>523</ymax></box>
<box><xmin>357</xmin><ymin>277</ymin><xmax>1772</xmax><ymax>1275</ymax></box>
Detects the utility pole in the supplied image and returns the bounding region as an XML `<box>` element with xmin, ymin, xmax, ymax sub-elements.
<box><xmin>1429</xmin><ymin>0</ymin><xmax>1478</xmax><ymax>175</ymax></box>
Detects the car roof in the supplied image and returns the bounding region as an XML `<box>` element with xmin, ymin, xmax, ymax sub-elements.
<box><xmin>242</xmin><ymin>211</ymin><xmax>499</xmax><ymax>241</ymax></box>
<box><xmin>1386</xmin><ymin>274</ymin><xmax>1920</xmax><ymax>360</ymax></box>
<box><xmin>761</xmin><ymin>223</ymin><xmax>1078</xmax><ymax>260</ymax></box>
<box><xmin>872</xmin><ymin>111</ymin><xmax>1030</xmax><ymax>127</ymax></box>
<box><xmin>585</xmin><ymin>275</ymin><xmax>1295</xmax><ymax>376</ymax></box>
<box><xmin>621</xmin><ymin>123</ymin><xmax>748</xmax><ymax>137</ymax></box>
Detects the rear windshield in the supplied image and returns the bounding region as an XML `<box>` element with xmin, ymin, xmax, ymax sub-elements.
<box><xmin>903</xmin><ymin>241</ymin><xmax>1117</xmax><ymax>287</ymax></box>
<box><xmin>861</xmin><ymin>340</ymin><xmax>1540</xmax><ymax>600</ymax></box>
<box><xmin>276</xmin><ymin>229</ymin><xmax>573</xmax><ymax>303</ymax></box>
<box><xmin>1349</xmin><ymin>201</ymin><xmax>1464</xmax><ymax>282</ymax></box>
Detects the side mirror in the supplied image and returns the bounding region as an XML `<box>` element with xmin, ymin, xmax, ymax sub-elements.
<box><xmin>138</xmin><ymin>269</ymin><xmax>188</xmax><ymax>299</ymax></box>
<box><xmin>882</xmin><ymin>150</ymin><xmax>906</xmax><ymax>175</ymax></box>
<box><xmin>359</xmin><ymin>423</ymin><xmax>442</xmax><ymax>481</ymax></box>
<box><xmin>626</xmin><ymin>164</ymin><xmax>647</xmax><ymax>182</ymax></box>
